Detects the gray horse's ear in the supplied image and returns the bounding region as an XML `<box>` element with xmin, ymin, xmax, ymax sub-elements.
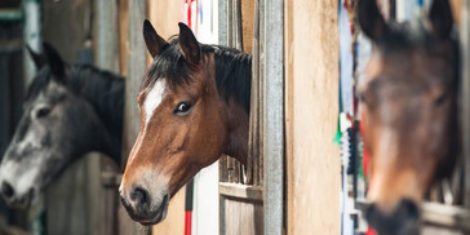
<box><xmin>26</xmin><ymin>45</ymin><xmax>46</xmax><ymax>69</ymax></box>
<box><xmin>357</xmin><ymin>0</ymin><xmax>389</xmax><ymax>41</ymax></box>
<box><xmin>429</xmin><ymin>0</ymin><xmax>454</xmax><ymax>39</ymax></box>
<box><xmin>143</xmin><ymin>19</ymin><xmax>168</xmax><ymax>58</ymax></box>
<box><xmin>178</xmin><ymin>22</ymin><xmax>200</xmax><ymax>66</ymax></box>
<box><xmin>42</xmin><ymin>43</ymin><xmax>65</xmax><ymax>80</ymax></box>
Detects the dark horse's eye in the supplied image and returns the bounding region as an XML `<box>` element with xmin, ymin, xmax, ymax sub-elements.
<box><xmin>174</xmin><ymin>102</ymin><xmax>192</xmax><ymax>115</ymax></box>
<box><xmin>434</xmin><ymin>92</ymin><xmax>448</xmax><ymax>106</ymax></box>
<box><xmin>36</xmin><ymin>107</ymin><xmax>51</xmax><ymax>118</ymax></box>
<box><xmin>358</xmin><ymin>92</ymin><xmax>367</xmax><ymax>104</ymax></box>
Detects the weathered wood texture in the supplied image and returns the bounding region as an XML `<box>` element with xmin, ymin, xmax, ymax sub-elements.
<box><xmin>120</xmin><ymin>0</ymin><xmax>149</xmax><ymax>234</ymax></box>
<box><xmin>43</xmin><ymin>1</ymin><xmax>118</xmax><ymax>234</ymax></box>
<box><xmin>147</xmin><ymin>1</ymin><xmax>186</xmax><ymax>234</ymax></box>
<box><xmin>224</xmin><ymin>198</ymin><xmax>263</xmax><ymax>235</ymax></box>
<box><xmin>461</xmin><ymin>0</ymin><xmax>470</xmax><ymax>209</ymax></box>
<box><xmin>220</xmin><ymin>0</ymin><xmax>266</xmax><ymax>234</ymax></box>
<box><xmin>285</xmin><ymin>0</ymin><xmax>340</xmax><ymax>234</ymax></box>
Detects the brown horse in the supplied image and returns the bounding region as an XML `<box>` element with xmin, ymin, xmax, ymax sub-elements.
<box><xmin>357</xmin><ymin>0</ymin><xmax>459</xmax><ymax>233</ymax></box>
<box><xmin>119</xmin><ymin>21</ymin><xmax>251</xmax><ymax>225</ymax></box>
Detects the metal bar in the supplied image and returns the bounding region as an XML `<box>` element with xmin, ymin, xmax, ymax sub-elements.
<box><xmin>0</xmin><ymin>9</ymin><xmax>23</xmax><ymax>21</ymax></box>
<box><xmin>262</xmin><ymin>0</ymin><xmax>284</xmax><ymax>234</ymax></box>
<box><xmin>218</xmin><ymin>1</ymin><xmax>228</xmax><ymax>234</ymax></box>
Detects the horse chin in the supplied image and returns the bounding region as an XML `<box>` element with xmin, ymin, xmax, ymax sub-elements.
<box><xmin>121</xmin><ymin>191</ymin><xmax>170</xmax><ymax>226</ymax></box>
<box><xmin>366</xmin><ymin>198</ymin><xmax>420</xmax><ymax>235</ymax></box>
<box><xmin>5</xmin><ymin>187</ymin><xmax>37</xmax><ymax>210</ymax></box>
<box><xmin>139</xmin><ymin>200</ymin><xmax>169</xmax><ymax>226</ymax></box>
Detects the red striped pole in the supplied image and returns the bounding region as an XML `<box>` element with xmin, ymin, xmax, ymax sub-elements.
<box><xmin>184</xmin><ymin>179</ymin><xmax>194</xmax><ymax>235</ymax></box>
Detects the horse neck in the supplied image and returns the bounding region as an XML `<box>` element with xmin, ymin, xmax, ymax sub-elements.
<box><xmin>212</xmin><ymin>48</ymin><xmax>252</xmax><ymax>163</ymax></box>
<box><xmin>67</xmin><ymin>64</ymin><xmax>124</xmax><ymax>162</ymax></box>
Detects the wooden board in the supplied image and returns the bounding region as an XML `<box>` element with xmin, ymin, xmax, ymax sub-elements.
<box><xmin>42</xmin><ymin>1</ymin><xmax>119</xmax><ymax>234</ymax></box>
<box><xmin>285</xmin><ymin>0</ymin><xmax>341</xmax><ymax>234</ymax></box>
<box><xmin>147</xmin><ymin>1</ymin><xmax>186</xmax><ymax>234</ymax></box>
<box><xmin>224</xmin><ymin>198</ymin><xmax>263</xmax><ymax>235</ymax></box>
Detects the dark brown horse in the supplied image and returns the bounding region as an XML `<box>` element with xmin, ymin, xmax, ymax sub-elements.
<box><xmin>119</xmin><ymin>21</ymin><xmax>251</xmax><ymax>225</ymax></box>
<box><xmin>357</xmin><ymin>0</ymin><xmax>459</xmax><ymax>233</ymax></box>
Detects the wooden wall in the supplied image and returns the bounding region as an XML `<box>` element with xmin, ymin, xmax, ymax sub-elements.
<box><xmin>43</xmin><ymin>1</ymin><xmax>119</xmax><ymax>234</ymax></box>
<box><xmin>147</xmin><ymin>1</ymin><xmax>186</xmax><ymax>234</ymax></box>
<box><xmin>285</xmin><ymin>0</ymin><xmax>341</xmax><ymax>234</ymax></box>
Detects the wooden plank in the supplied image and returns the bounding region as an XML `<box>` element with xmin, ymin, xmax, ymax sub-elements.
<box><xmin>94</xmin><ymin>0</ymin><xmax>121</xmax><ymax>234</ymax></box>
<box><xmin>241</xmin><ymin>0</ymin><xmax>255</xmax><ymax>53</ymax></box>
<box><xmin>119</xmin><ymin>0</ymin><xmax>129</xmax><ymax>76</ymax></box>
<box><xmin>219</xmin><ymin>183</ymin><xmax>263</xmax><ymax>201</ymax></box>
<box><xmin>461</xmin><ymin>0</ymin><xmax>470</xmax><ymax>208</ymax></box>
<box><xmin>224</xmin><ymin>198</ymin><xmax>263</xmax><ymax>235</ymax></box>
<box><xmin>42</xmin><ymin>1</ymin><xmax>119</xmax><ymax>234</ymax></box>
<box><xmin>285</xmin><ymin>0</ymin><xmax>341</xmax><ymax>234</ymax></box>
<box><xmin>147</xmin><ymin>1</ymin><xmax>186</xmax><ymax>235</ymax></box>
<box><xmin>121</xmin><ymin>0</ymin><xmax>149</xmax><ymax>234</ymax></box>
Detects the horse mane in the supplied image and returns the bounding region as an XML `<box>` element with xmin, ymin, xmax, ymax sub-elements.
<box><xmin>25</xmin><ymin>64</ymin><xmax>125</xmax><ymax>142</ymax></box>
<box><xmin>68</xmin><ymin>64</ymin><xmax>125</xmax><ymax>140</ymax></box>
<box><xmin>144</xmin><ymin>38</ymin><xmax>252</xmax><ymax>112</ymax></box>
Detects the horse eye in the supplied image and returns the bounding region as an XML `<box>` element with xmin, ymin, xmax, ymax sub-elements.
<box><xmin>357</xmin><ymin>92</ymin><xmax>367</xmax><ymax>103</ymax></box>
<box><xmin>174</xmin><ymin>102</ymin><xmax>192</xmax><ymax>115</ymax></box>
<box><xmin>434</xmin><ymin>92</ymin><xmax>448</xmax><ymax>106</ymax></box>
<box><xmin>36</xmin><ymin>107</ymin><xmax>51</xmax><ymax>118</ymax></box>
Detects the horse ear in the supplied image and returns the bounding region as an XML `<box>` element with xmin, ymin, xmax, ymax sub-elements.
<box><xmin>42</xmin><ymin>42</ymin><xmax>65</xmax><ymax>79</ymax></box>
<box><xmin>26</xmin><ymin>45</ymin><xmax>46</xmax><ymax>69</ymax></box>
<box><xmin>357</xmin><ymin>0</ymin><xmax>389</xmax><ymax>41</ymax></box>
<box><xmin>143</xmin><ymin>19</ymin><xmax>167</xmax><ymax>58</ymax></box>
<box><xmin>178</xmin><ymin>22</ymin><xmax>200</xmax><ymax>65</ymax></box>
<box><xmin>429</xmin><ymin>0</ymin><xmax>454</xmax><ymax>39</ymax></box>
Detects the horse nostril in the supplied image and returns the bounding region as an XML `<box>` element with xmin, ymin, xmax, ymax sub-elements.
<box><xmin>397</xmin><ymin>199</ymin><xmax>419</xmax><ymax>220</ymax></box>
<box><xmin>130</xmin><ymin>186</ymin><xmax>150</xmax><ymax>207</ymax></box>
<box><xmin>1</xmin><ymin>181</ymin><xmax>15</xmax><ymax>200</ymax></box>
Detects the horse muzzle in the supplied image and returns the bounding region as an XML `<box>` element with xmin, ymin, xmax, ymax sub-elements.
<box><xmin>366</xmin><ymin>199</ymin><xmax>420</xmax><ymax>235</ymax></box>
<box><xmin>119</xmin><ymin>185</ymin><xmax>170</xmax><ymax>225</ymax></box>
<box><xmin>0</xmin><ymin>181</ymin><xmax>35</xmax><ymax>209</ymax></box>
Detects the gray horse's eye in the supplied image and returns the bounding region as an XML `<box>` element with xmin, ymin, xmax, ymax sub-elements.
<box><xmin>36</xmin><ymin>107</ymin><xmax>51</xmax><ymax>118</ymax></box>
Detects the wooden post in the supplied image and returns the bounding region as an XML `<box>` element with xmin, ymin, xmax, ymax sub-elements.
<box><xmin>461</xmin><ymin>0</ymin><xmax>470</xmax><ymax>208</ymax></box>
<box><xmin>120</xmin><ymin>0</ymin><xmax>149</xmax><ymax>234</ymax></box>
<box><xmin>285</xmin><ymin>0</ymin><xmax>340</xmax><ymax>234</ymax></box>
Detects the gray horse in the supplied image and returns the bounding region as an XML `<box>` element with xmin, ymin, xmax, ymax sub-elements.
<box><xmin>0</xmin><ymin>43</ymin><xmax>123</xmax><ymax>208</ymax></box>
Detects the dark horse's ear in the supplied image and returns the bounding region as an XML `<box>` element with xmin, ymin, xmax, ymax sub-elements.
<box><xmin>143</xmin><ymin>19</ymin><xmax>168</xmax><ymax>58</ymax></box>
<box><xmin>178</xmin><ymin>22</ymin><xmax>200</xmax><ymax>66</ymax></box>
<box><xmin>357</xmin><ymin>0</ymin><xmax>389</xmax><ymax>41</ymax></box>
<box><xmin>26</xmin><ymin>45</ymin><xmax>46</xmax><ymax>69</ymax></box>
<box><xmin>429</xmin><ymin>0</ymin><xmax>454</xmax><ymax>39</ymax></box>
<box><xmin>42</xmin><ymin>43</ymin><xmax>65</xmax><ymax>80</ymax></box>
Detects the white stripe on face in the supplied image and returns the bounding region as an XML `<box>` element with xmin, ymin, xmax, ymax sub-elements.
<box><xmin>144</xmin><ymin>79</ymin><xmax>166</xmax><ymax>125</ymax></box>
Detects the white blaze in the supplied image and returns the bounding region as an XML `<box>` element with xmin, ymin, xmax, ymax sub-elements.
<box><xmin>144</xmin><ymin>79</ymin><xmax>166</xmax><ymax>125</ymax></box>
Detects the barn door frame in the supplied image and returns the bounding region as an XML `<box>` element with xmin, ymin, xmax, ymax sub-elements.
<box><xmin>218</xmin><ymin>0</ymin><xmax>284</xmax><ymax>234</ymax></box>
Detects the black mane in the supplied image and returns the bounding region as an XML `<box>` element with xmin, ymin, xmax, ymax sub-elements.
<box><xmin>68</xmin><ymin>64</ymin><xmax>124</xmax><ymax>141</ymax></box>
<box><xmin>26</xmin><ymin>64</ymin><xmax>125</xmax><ymax>146</ymax></box>
<box><xmin>144</xmin><ymin>39</ymin><xmax>252</xmax><ymax>111</ymax></box>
